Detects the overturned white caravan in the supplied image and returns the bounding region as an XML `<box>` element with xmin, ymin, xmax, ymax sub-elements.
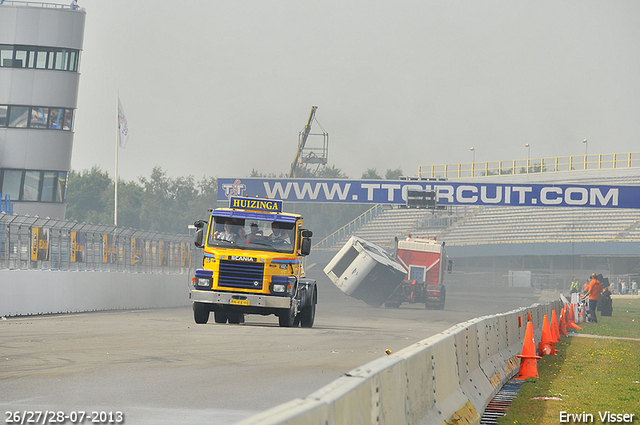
<box><xmin>324</xmin><ymin>235</ymin><xmax>451</xmax><ymax>308</ymax></box>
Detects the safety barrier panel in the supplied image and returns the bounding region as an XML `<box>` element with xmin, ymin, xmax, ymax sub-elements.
<box><xmin>238</xmin><ymin>300</ymin><xmax>562</xmax><ymax>425</ymax></box>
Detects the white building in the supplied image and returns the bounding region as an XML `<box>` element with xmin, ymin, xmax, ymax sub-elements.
<box><xmin>0</xmin><ymin>1</ymin><xmax>86</xmax><ymax>218</ymax></box>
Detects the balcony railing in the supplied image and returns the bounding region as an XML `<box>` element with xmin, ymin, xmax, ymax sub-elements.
<box><xmin>0</xmin><ymin>1</ymin><xmax>80</xmax><ymax>10</ymax></box>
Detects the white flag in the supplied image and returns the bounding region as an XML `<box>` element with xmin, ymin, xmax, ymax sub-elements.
<box><xmin>118</xmin><ymin>98</ymin><xmax>129</xmax><ymax>148</ymax></box>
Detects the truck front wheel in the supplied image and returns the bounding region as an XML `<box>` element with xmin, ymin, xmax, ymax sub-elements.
<box><xmin>278</xmin><ymin>302</ymin><xmax>296</xmax><ymax>327</ymax></box>
<box><xmin>227</xmin><ymin>311</ymin><xmax>245</xmax><ymax>324</ymax></box>
<box><xmin>193</xmin><ymin>302</ymin><xmax>210</xmax><ymax>324</ymax></box>
<box><xmin>214</xmin><ymin>311</ymin><xmax>228</xmax><ymax>324</ymax></box>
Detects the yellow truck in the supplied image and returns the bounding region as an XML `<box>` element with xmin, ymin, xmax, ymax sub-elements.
<box><xmin>190</xmin><ymin>196</ymin><xmax>316</xmax><ymax>327</ymax></box>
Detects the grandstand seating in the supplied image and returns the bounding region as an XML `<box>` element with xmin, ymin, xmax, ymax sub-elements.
<box><xmin>437</xmin><ymin>206</ymin><xmax>640</xmax><ymax>245</ymax></box>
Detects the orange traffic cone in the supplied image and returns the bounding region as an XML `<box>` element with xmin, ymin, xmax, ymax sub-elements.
<box><xmin>566</xmin><ymin>303</ymin><xmax>582</xmax><ymax>330</ymax></box>
<box><xmin>551</xmin><ymin>310</ymin><xmax>561</xmax><ymax>342</ymax></box>
<box><xmin>515</xmin><ymin>321</ymin><xmax>542</xmax><ymax>379</ymax></box>
<box><xmin>538</xmin><ymin>314</ymin><xmax>556</xmax><ymax>356</ymax></box>
<box><xmin>559</xmin><ymin>306</ymin><xmax>567</xmax><ymax>336</ymax></box>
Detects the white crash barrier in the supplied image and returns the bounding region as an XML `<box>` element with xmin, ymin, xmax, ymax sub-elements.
<box><xmin>0</xmin><ymin>270</ymin><xmax>191</xmax><ymax>317</ymax></box>
<box><xmin>238</xmin><ymin>300</ymin><xmax>562</xmax><ymax>425</ymax></box>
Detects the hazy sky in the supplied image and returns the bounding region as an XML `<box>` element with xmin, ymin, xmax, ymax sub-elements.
<box><xmin>72</xmin><ymin>1</ymin><xmax>640</xmax><ymax>182</ymax></box>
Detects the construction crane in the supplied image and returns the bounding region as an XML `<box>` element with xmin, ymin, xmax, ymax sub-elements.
<box><xmin>288</xmin><ymin>106</ymin><xmax>329</xmax><ymax>178</ymax></box>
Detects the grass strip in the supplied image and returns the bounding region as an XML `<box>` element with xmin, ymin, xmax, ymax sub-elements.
<box><xmin>498</xmin><ymin>298</ymin><xmax>640</xmax><ymax>424</ymax></box>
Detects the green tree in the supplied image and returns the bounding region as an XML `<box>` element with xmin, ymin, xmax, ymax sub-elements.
<box><xmin>361</xmin><ymin>168</ymin><xmax>382</xmax><ymax>179</ymax></box>
<box><xmin>116</xmin><ymin>180</ymin><xmax>144</xmax><ymax>229</ymax></box>
<box><xmin>317</xmin><ymin>165</ymin><xmax>348</xmax><ymax>178</ymax></box>
<box><xmin>385</xmin><ymin>167</ymin><xmax>403</xmax><ymax>180</ymax></box>
<box><xmin>66</xmin><ymin>166</ymin><xmax>113</xmax><ymax>224</ymax></box>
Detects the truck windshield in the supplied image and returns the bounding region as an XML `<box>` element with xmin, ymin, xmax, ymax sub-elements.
<box><xmin>207</xmin><ymin>217</ymin><xmax>295</xmax><ymax>254</ymax></box>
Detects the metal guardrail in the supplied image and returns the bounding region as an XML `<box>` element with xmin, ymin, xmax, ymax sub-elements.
<box><xmin>419</xmin><ymin>152</ymin><xmax>640</xmax><ymax>179</ymax></box>
<box><xmin>0</xmin><ymin>212</ymin><xmax>197</xmax><ymax>273</ymax></box>
<box><xmin>313</xmin><ymin>204</ymin><xmax>383</xmax><ymax>250</ymax></box>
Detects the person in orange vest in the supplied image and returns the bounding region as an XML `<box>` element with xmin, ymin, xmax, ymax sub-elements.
<box><xmin>581</xmin><ymin>273</ymin><xmax>602</xmax><ymax>323</ymax></box>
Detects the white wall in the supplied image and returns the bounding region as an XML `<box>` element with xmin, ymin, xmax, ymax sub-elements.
<box><xmin>0</xmin><ymin>270</ymin><xmax>191</xmax><ymax>317</ymax></box>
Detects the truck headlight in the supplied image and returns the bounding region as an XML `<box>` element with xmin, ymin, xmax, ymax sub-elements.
<box><xmin>272</xmin><ymin>284</ymin><xmax>287</xmax><ymax>293</ymax></box>
<box><xmin>270</xmin><ymin>275</ymin><xmax>296</xmax><ymax>295</ymax></box>
<box><xmin>197</xmin><ymin>277</ymin><xmax>212</xmax><ymax>288</ymax></box>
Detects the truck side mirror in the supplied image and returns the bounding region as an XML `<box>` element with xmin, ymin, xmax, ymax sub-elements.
<box><xmin>447</xmin><ymin>259</ymin><xmax>453</xmax><ymax>274</ymax></box>
<box><xmin>194</xmin><ymin>220</ymin><xmax>207</xmax><ymax>248</ymax></box>
<box><xmin>194</xmin><ymin>229</ymin><xmax>204</xmax><ymax>248</ymax></box>
<box><xmin>300</xmin><ymin>236</ymin><xmax>312</xmax><ymax>256</ymax></box>
<box><xmin>301</xmin><ymin>229</ymin><xmax>313</xmax><ymax>238</ymax></box>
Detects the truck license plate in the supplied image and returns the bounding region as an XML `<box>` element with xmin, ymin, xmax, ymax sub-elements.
<box><xmin>230</xmin><ymin>299</ymin><xmax>250</xmax><ymax>306</ymax></box>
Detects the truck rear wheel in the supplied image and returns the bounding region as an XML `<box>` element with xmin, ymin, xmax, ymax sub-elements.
<box><xmin>299</xmin><ymin>302</ymin><xmax>315</xmax><ymax>328</ymax></box>
<box><xmin>193</xmin><ymin>302</ymin><xmax>210</xmax><ymax>324</ymax></box>
<box><xmin>214</xmin><ymin>311</ymin><xmax>228</xmax><ymax>324</ymax></box>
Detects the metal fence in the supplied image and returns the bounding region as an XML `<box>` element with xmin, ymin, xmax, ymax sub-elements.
<box><xmin>0</xmin><ymin>212</ymin><xmax>198</xmax><ymax>273</ymax></box>
<box><xmin>313</xmin><ymin>204</ymin><xmax>383</xmax><ymax>250</ymax></box>
<box><xmin>418</xmin><ymin>151</ymin><xmax>640</xmax><ymax>179</ymax></box>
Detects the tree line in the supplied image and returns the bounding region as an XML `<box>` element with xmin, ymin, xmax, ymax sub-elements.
<box><xmin>65</xmin><ymin>165</ymin><xmax>404</xmax><ymax>239</ymax></box>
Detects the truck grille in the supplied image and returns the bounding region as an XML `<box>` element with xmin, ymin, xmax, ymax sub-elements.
<box><xmin>218</xmin><ymin>259</ymin><xmax>264</xmax><ymax>289</ymax></box>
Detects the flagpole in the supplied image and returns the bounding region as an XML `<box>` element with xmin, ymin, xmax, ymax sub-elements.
<box><xmin>115</xmin><ymin>90</ymin><xmax>119</xmax><ymax>226</ymax></box>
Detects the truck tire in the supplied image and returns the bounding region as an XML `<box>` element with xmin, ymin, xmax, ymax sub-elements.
<box><xmin>299</xmin><ymin>302</ymin><xmax>316</xmax><ymax>328</ymax></box>
<box><xmin>278</xmin><ymin>302</ymin><xmax>296</xmax><ymax>327</ymax></box>
<box><xmin>435</xmin><ymin>289</ymin><xmax>446</xmax><ymax>310</ymax></box>
<box><xmin>214</xmin><ymin>311</ymin><xmax>228</xmax><ymax>324</ymax></box>
<box><xmin>193</xmin><ymin>302</ymin><xmax>210</xmax><ymax>324</ymax></box>
<box><xmin>227</xmin><ymin>311</ymin><xmax>245</xmax><ymax>324</ymax></box>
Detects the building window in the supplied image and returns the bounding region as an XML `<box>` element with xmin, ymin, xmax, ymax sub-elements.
<box><xmin>1</xmin><ymin>169</ymin><xmax>23</xmax><ymax>201</ymax></box>
<box><xmin>8</xmin><ymin>106</ymin><xmax>29</xmax><ymax>128</ymax></box>
<box><xmin>48</xmin><ymin>108</ymin><xmax>62</xmax><ymax>129</ymax></box>
<box><xmin>30</xmin><ymin>107</ymin><xmax>49</xmax><ymax>129</ymax></box>
<box><xmin>1</xmin><ymin>105</ymin><xmax>74</xmax><ymax>131</ymax></box>
<box><xmin>55</xmin><ymin>172</ymin><xmax>67</xmax><ymax>202</ymax></box>
<box><xmin>0</xmin><ymin>44</ymin><xmax>79</xmax><ymax>72</ymax></box>
<box><xmin>41</xmin><ymin>171</ymin><xmax>57</xmax><ymax>202</ymax></box>
<box><xmin>36</xmin><ymin>50</ymin><xmax>48</xmax><ymax>69</ymax></box>
<box><xmin>0</xmin><ymin>44</ymin><xmax>12</xmax><ymax>67</ymax></box>
<box><xmin>23</xmin><ymin>171</ymin><xmax>42</xmax><ymax>201</ymax></box>
<box><xmin>0</xmin><ymin>169</ymin><xmax>67</xmax><ymax>203</ymax></box>
<box><xmin>63</xmin><ymin>109</ymin><xmax>73</xmax><ymax>130</ymax></box>
<box><xmin>0</xmin><ymin>105</ymin><xmax>7</xmax><ymax>127</ymax></box>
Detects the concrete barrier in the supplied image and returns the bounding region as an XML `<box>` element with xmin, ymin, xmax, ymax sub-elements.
<box><xmin>237</xmin><ymin>300</ymin><xmax>563</xmax><ymax>425</ymax></box>
<box><xmin>0</xmin><ymin>270</ymin><xmax>191</xmax><ymax>317</ymax></box>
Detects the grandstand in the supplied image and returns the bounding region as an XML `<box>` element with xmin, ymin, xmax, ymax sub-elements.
<box><xmin>315</xmin><ymin>166</ymin><xmax>640</xmax><ymax>286</ymax></box>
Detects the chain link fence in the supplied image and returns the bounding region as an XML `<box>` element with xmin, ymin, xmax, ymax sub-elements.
<box><xmin>0</xmin><ymin>212</ymin><xmax>199</xmax><ymax>274</ymax></box>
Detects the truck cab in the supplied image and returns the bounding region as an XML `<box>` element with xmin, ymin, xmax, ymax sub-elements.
<box><xmin>191</xmin><ymin>197</ymin><xmax>316</xmax><ymax>327</ymax></box>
